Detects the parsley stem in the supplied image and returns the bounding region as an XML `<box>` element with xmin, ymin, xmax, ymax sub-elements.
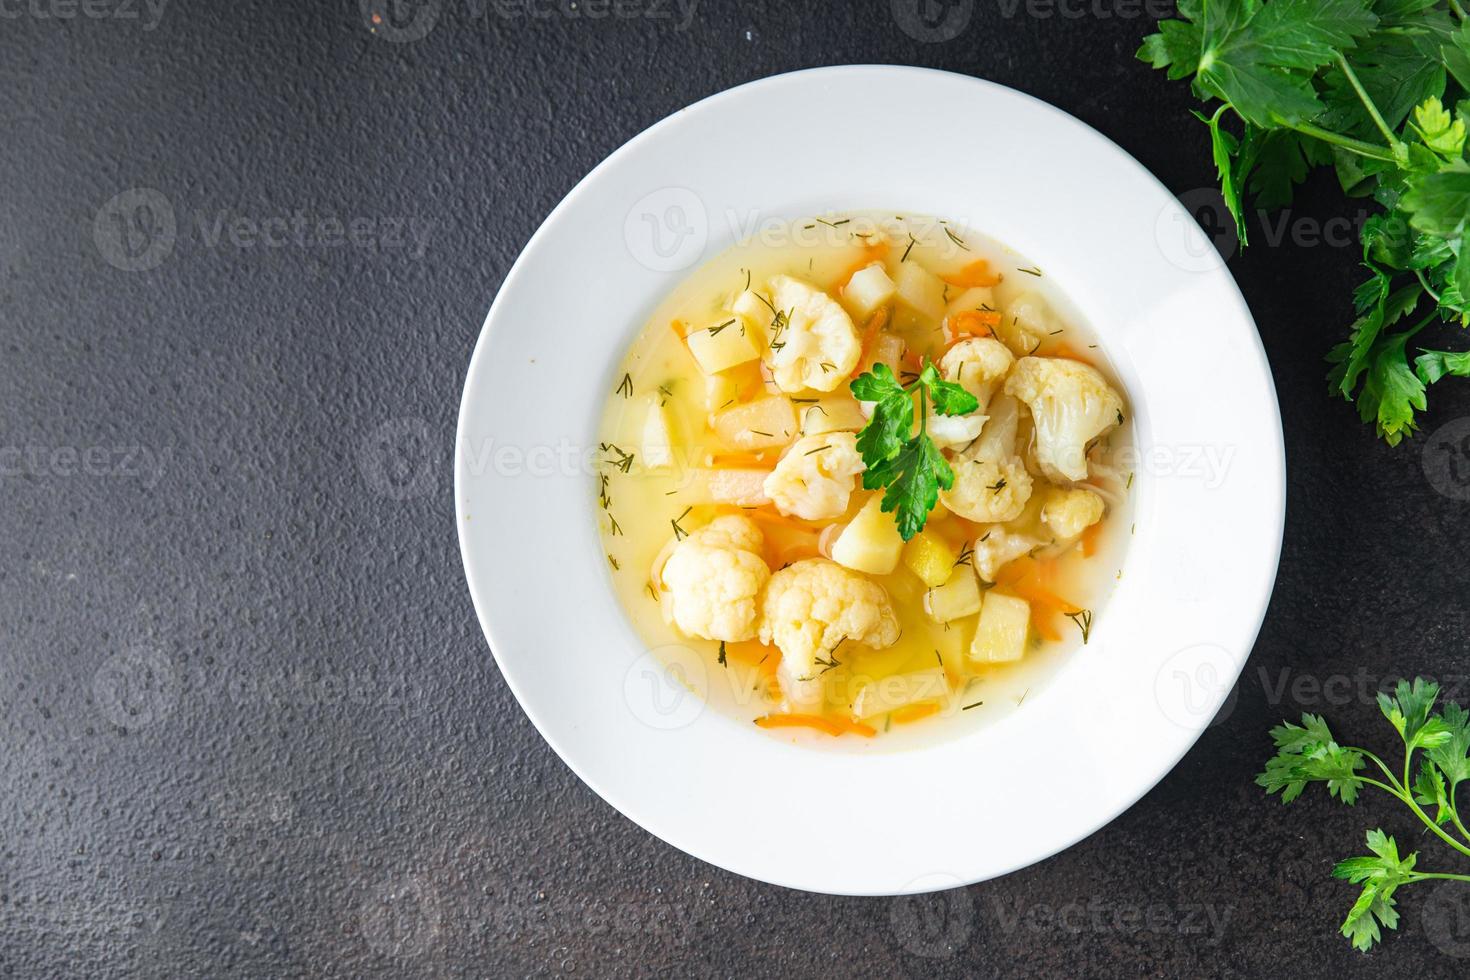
<box><xmin>1415</xmin><ymin>269</ymin><xmax>1443</xmax><ymax>305</ymax></box>
<box><xmin>1407</xmin><ymin>872</ymin><xmax>1470</xmax><ymax>882</ymax></box>
<box><xmin>1452</xmin><ymin>0</ymin><xmax>1468</xmax><ymax>22</ymax></box>
<box><xmin>1336</xmin><ymin>53</ymin><xmax>1403</xmax><ymax>156</ymax></box>
<box><xmin>1278</xmin><ymin>119</ymin><xmax>1399</xmax><ymax>163</ymax></box>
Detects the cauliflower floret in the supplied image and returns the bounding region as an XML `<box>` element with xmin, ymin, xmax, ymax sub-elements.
<box><xmin>759</xmin><ymin>558</ymin><xmax>900</xmax><ymax>711</ymax></box>
<box><xmin>940</xmin><ymin>337</ymin><xmax>1014</xmax><ymax>410</ymax></box>
<box><xmin>763</xmin><ymin>432</ymin><xmax>866</xmax><ymax>520</ymax></box>
<box><xmin>926</xmin><ymin>409</ymin><xmax>988</xmax><ymax>451</ymax></box>
<box><xmin>659</xmin><ymin>516</ymin><xmax>770</xmax><ymax>642</ymax></box>
<box><xmin>1040</xmin><ymin>487</ymin><xmax>1106</xmax><ymax>541</ymax></box>
<box><xmin>972</xmin><ymin>526</ymin><xmax>1044</xmax><ymax>582</ymax></box>
<box><xmin>1004</xmin><ymin>356</ymin><xmax>1124</xmax><ymax>483</ymax></box>
<box><xmin>941</xmin><ymin>455</ymin><xmax>1033</xmax><ymax>524</ymax></box>
<box><xmin>764</xmin><ymin>276</ymin><xmax>862</xmax><ymax>393</ymax></box>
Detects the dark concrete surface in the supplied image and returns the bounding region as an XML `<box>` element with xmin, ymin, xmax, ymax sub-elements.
<box><xmin>5</xmin><ymin>0</ymin><xmax>1470</xmax><ymax>976</ymax></box>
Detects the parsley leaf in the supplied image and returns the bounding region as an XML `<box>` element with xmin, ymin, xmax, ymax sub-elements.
<box><xmin>850</xmin><ymin>359</ymin><xmax>979</xmax><ymax>541</ymax></box>
<box><xmin>1140</xmin><ymin>3</ymin><xmax>1470</xmax><ymax>443</ymax></box>
<box><xmin>1257</xmin><ymin>678</ymin><xmax>1470</xmax><ymax>952</ymax></box>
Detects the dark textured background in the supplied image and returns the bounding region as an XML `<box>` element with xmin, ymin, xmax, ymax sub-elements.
<box><xmin>5</xmin><ymin>0</ymin><xmax>1470</xmax><ymax>976</ymax></box>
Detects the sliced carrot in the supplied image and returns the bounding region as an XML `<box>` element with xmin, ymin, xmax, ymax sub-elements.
<box><xmin>744</xmin><ymin>507</ymin><xmax>819</xmax><ymax>532</ymax></box>
<box><xmin>948</xmin><ymin>310</ymin><xmax>1001</xmax><ymax>337</ymax></box>
<box><xmin>995</xmin><ymin>557</ymin><xmax>1082</xmax><ymax>642</ymax></box>
<box><xmin>723</xmin><ymin>640</ymin><xmax>780</xmax><ymax>675</ymax></box>
<box><xmin>851</xmin><ymin>307</ymin><xmax>891</xmax><ymax>377</ymax></box>
<box><xmin>891</xmin><ymin>702</ymin><xmax>942</xmax><ymax>724</ymax></box>
<box><xmin>941</xmin><ymin>259</ymin><xmax>1003</xmax><ymax>289</ymax></box>
<box><xmin>755</xmin><ymin>713</ymin><xmax>877</xmax><ymax>737</ymax></box>
<box><xmin>1080</xmin><ymin>522</ymin><xmax>1103</xmax><ymax>558</ymax></box>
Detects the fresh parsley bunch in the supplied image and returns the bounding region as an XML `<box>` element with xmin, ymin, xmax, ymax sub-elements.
<box><xmin>849</xmin><ymin>361</ymin><xmax>979</xmax><ymax>539</ymax></box>
<box><xmin>1259</xmin><ymin>678</ymin><xmax>1470</xmax><ymax>951</ymax></box>
<box><xmin>1140</xmin><ymin>0</ymin><xmax>1470</xmax><ymax>444</ymax></box>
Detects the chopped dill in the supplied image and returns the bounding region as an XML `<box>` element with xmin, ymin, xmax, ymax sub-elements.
<box><xmin>671</xmin><ymin>506</ymin><xmax>692</xmax><ymax>541</ymax></box>
<box><xmin>607</xmin><ymin>554</ymin><xmax>619</xmax><ymax>570</ymax></box>
<box><xmin>657</xmin><ymin>381</ymin><xmax>674</xmax><ymax>405</ymax></box>
<box><xmin>1125</xmin><ymin>471</ymin><xmax>1134</xmax><ymax>490</ymax></box>
<box><xmin>749</xmin><ymin>429</ymin><xmax>773</xmax><ymax>437</ymax></box>
<box><xmin>1066</xmin><ymin>609</ymin><xmax>1093</xmax><ymax>644</ymax></box>
<box><xmin>815</xmin><ymin>217</ymin><xmax>851</xmax><ymax>228</ymax></box>
<box><xmin>1049</xmin><ymin>328</ymin><xmax>1064</xmax><ymax>335</ymax></box>
<box><xmin>616</xmin><ymin>373</ymin><xmax>633</xmax><ymax>398</ymax></box>
<box><xmin>609</xmin><ymin>515</ymin><xmax>623</xmax><ymax>536</ymax></box>
<box><xmin>934</xmin><ymin>649</ymin><xmax>943</xmax><ymax>667</ymax></box>
<box><xmin>718</xmin><ymin>641</ymin><xmax>728</xmax><ymax>667</ymax></box>
<box><xmin>708</xmin><ymin>319</ymin><xmax>736</xmax><ymax>336</ymax></box>
<box><xmin>944</xmin><ymin>226</ymin><xmax>969</xmax><ymax>251</ymax></box>
<box><xmin>820</xmin><ymin>361</ymin><xmax>836</xmax><ymax>373</ymax></box>
<box><xmin>804</xmin><ymin>445</ymin><xmax>831</xmax><ymax>456</ymax></box>
<box><xmin>901</xmin><ymin>232</ymin><xmax>919</xmax><ymax>263</ymax></box>
<box><xmin>954</xmin><ymin>543</ymin><xmax>974</xmax><ymax>567</ymax></box>
<box><xmin>987</xmin><ymin>477</ymin><xmax>1007</xmax><ymax>493</ymax></box>
<box><xmin>1018</xmin><ymin>266</ymin><xmax>1043</xmax><ymax>277</ymax></box>
<box><xmin>962</xmin><ymin>700</ymin><xmax>984</xmax><ymax>711</ymax></box>
<box><xmin>1116</xmin><ymin>409</ymin><xmax>1125</xmax><ymax>426</ymax></box>
<box><xmin>602</xmin><ymin>444</ymin><xmax>635</xmax><ymax>474</ymax></box>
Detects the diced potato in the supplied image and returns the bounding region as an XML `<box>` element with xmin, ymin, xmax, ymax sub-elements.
<box><xmin>642</xmin><ymin>397</ymin><xmax>676</xmax><ymax>470</ymax></box>
<box><xmin>831</xmin><ymin>495</ymin><xmax>903</xmax><ymax>575</ymax></box>
<box><xmin>893</xmin><ymin>261</ymin><xmax>946</xmax><ymax>320</ymax></box>
<box><xmin>925</xmin><ymin>566</ymin><xmax>981</xmax><ymax>623</ymax></box>
<box><xmin>902</xmin><ymin>530</ymin><xmax>958</xmax><ymax>588</ymax></box>
<box><xmin>995</xmin><ymin>291</ymin><xmax>1052</xmax><ymax>356</ymax></box>
<box><xmin>970</xmin><ymin>591</ymin><xmax>1030</xmax><ymax>663</ymax></box>
<box><xmin>849</xmin><ymin>667</ymin><xmax>949</xmax><ymax>720</ymax></box>
<box><xmin>686</xmin><ymin>319</ymin><xmax>760</xmax><ymax>375</ymax></box>
<box><xmin>797</xmin><ymin>395</ymin><xmax>868</xmax><ymax>436</ymax></box>
<box><xmin>731</xmin><ymin>289</ymin><xmax>771</xmax><ymax>339</ymax></box>
<box><xmin>843</xmin><ymin>263</ymin><xmax>896</xmax><ymax>320</ymax></box>
<box><xmin>711</xmin><ymin>396</ymin><xmax>796</xmax><ymax>451</ymax></box>
<box><xmin>696</xmin><ymin>468</ymin><xmax>770</xmax><ymax>507</ymax></box>
<box><xmin>945</xmin><ymin>285</ymin><xmax>998</xmax><ymax>317</ymax></box>
<box><xmin>702</xmin><ymin>372</ymin><xmax>739</xmax><ymax>413</ymax></box>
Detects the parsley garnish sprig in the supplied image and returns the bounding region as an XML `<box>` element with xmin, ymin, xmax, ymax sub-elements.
<box><xmin>849</xmin><ymin>361</ymin><xmax>979</xmax><ymax>540</ymax></box>
<box><xmin>1140</xmin><ymin>0</ymin><xmax>1470</xmax><ymax>444</ymax></box>
<box><xmin>1258</xmin><ymin>678</ymin><xmax>1470</xmax><ymax>951</ymax></box>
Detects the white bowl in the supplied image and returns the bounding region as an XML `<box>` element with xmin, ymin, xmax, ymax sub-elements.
<box><xmin>455</xmin><ymin>66</ymin><xmax>1284</xmax><ymax>895</ymax></box>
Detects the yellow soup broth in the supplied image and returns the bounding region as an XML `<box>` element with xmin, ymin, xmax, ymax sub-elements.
<box><xmin>596</xmin><ymin>212</ymin><xmax>1133</xmax><ymax>750</ymax></box>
